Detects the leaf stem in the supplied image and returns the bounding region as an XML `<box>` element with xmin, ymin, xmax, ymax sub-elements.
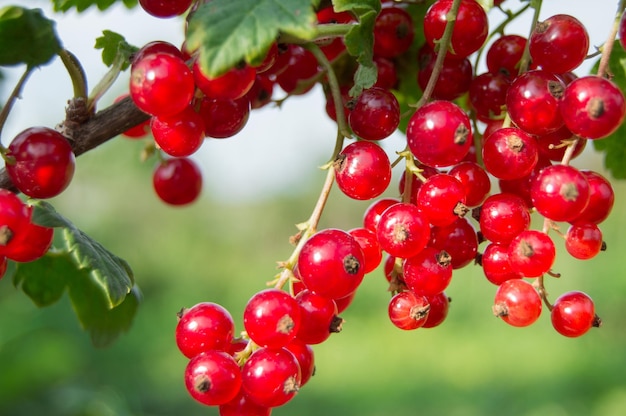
<box><xmin>0</xmin><ymin>66</ymin><xmax>34</xmax><ymax>152</ymax></box>
<box><xmin>87</xmin><ymin>54</ymin><xmax>125</xmax><ymax>112</ymax></box>
<box><xmin>58</xmin><ymin>49</ymin><xmax>89</xmax><ymax>99</ymax></box>
<box><xmin>596</xmin><ymin>0</ymin><xmax>626</xmax><ymax>78</ymax></box>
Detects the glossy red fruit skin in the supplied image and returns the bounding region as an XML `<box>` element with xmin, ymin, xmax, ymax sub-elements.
<box><xmin>551</xmin><ymin>291</ymin><xmax>596</xmax><ymax>337</ymax></box>
<box><xmin>416</xmin><ymin>174</ymin><xmax>467</xmax><ymax>227</ymax></box>
<box><xmin>184</xmin><ymin>351</ymin><xmax>242</xmax><ymax>406</ymax></box>
<box><xmin>0</xmin><ymin>190</ymin><xmax>31</xmax><ymax>258</ymax></box>
<box><xmin>403</xmin><ymin>247</ymin><xmax>453</xmax><ymax>296</ymax></box>
<box><xmin>407</xmin><ymin>100</ymin><xmax>473</xmax><ymax>168</ymax></box>
<box><xmin>316</xmin><ymin>7</ymin><xmax>353</xmax><ymax>61</ymax></box>
<box><xmin>559</xmin><ymin>75</ymin><xmax>626</xmax><ymax>139</ymax></box>
<box><xmin>376</xmin><ymin>203</ymin><xmax>431</xmax><ymax>259</ymax></box>
<box><xmin>570</xmin><ymin>171</ymin><xmax>614</xmax><ymax>224</ymax></box>
<box><xmin>373</xmin><ymin>56</ymin><xmax>398</xmax><ymax>90</ymax></box>
<box><xmin>4</xmin><ymin>210</ymin><xmax>54</xmax><ymax>262</ymax></box>
<box><xmin>565</xmin><ymin>222</ymin><xmax>603</xmax><ymax>260</ymax></box>
<box><xmin>153</xmin><ymin>157</ymin><xmax>202</xmax><ymax>206</ymax></box>
<box><xmin>219</xmin><ymin>390</ymin><xmax>271</xmax><ymax>416</ymax></box>
<box><xmin>482</xmin><ymin>127</ymin><xmax>538</xmax><ymax>180</ymax></box>
<box><xmin>348</xmin><ymin>227</ymin><xmax>383</xmax><ymax>274</ymax></box>
<box><xmin>479</xmin><ymin>193</ymin><xmax>531</xmax><ymax>245</ymax></box>
<box><xmin>429</xmin><ymin>217</ymin><xmax>478</xmax><ymax>269</ymax></box>
<box><xmin>362</xmin><ymin>197</ymin><xmax>400</xmax><ymax>232</ymax></box>
<box><xmin>242</xmin><ymin>347</ymin><xmax>301</xmax><ymax>408</ymax></box>
<box><xmin>295</xmin><ymin>289</ymin><xmax>338</xmax><ymax>344</ymax></box>
<box><xmin>348</xmin><ymin>87</ymin><xmax>400</xmax><ymax>141</ymax></box>
<box><xmin>422</xmin><ymin>292</ymin><xmax>449</xmax><ymax>328</ymax></box>
<box><xmin>284</xmin><ymin>339</ymin><xmax>315</xmax><ymax>387</ymax></box>
<box><xmin>200</xmin><ymin>96</ymin><xmax>250</xmax><ymax>139</ymax></box>
<box><xmin>297</xmin><ymin>229</ymin><xmax>365</xmax><ymax>300</ymax></box>
<box><xmin>529</xmin><ymin>14</ymin><xmax>589</xmax><ymax>74</ymax></box>
<box><xmin>373</xmin><ymin>6</ymin><xmax>414</xmax><ymax>58</ymax></box>
<box><xmin>536</xmin><ymin>126</ymin><xmax>586</xmax><ymax>162</ymax></box>
<box><xmin>193</xmin><ymin>61</ymin><xmax>256</xmax><ymax>100</ymax></box>
<box><xmin>417</xmin><ymin>44</ymin><xmax>473</xmax><ymax>101</ymax></box>
<box><xmin>497</xmin><ymin>154</ymin><xmax>552</xmax><ymax>208</ymax></box>
<box><xmin>335</xmin><ymin>141</ymin><xmax>392</xmax><ymax>200</ymax></box>
<box><xmin>486</xmin><ymin>34</ymin><xmax>527</xmax><ymax>80</ymax></box>
<box><xmin>530</xmin><ymin>164</ymin><xmax>590</xmax><ymax>222</ymax></box>
<box><xmin>493</xmin><ymin>279</ymin><xmax>542</xmax><ymax>327</ymax></box>
<box><xmin>388</xmin><ymin>291</ymin><xmax>430</xmax><ymax>330</ymax></box>
<box><xmin>131</xmin><ymin>40</ymin><xmax>183</xmax><ymax>65</ymax></box>
<box><xmin>246</xmin><ymin>74</ymin><xmax>275</xmax><ymax>109</ymax></box>
<box><xmin>151</xmin><ymin>106</ymin><xmax>204</xmax><ymax>157</ymax></box>
<box><xmin>481</xmin><ymin>243</ymin><xmax>523</xmax><ymax>285</ymax></box>
<box><xmin>448</xmin><ymin>161</ymin><xmax>491</xmax><ymax>207</ymax></box>
<box><xmin>176</xmin><ymin>302</ymin><xmax>235</xmax><ymax>358</ymax></box>
<box><xmin>130</xmin><ymin>52</ymin><xmax>195</xmax><ymax>117</ymax></box>
<box><xmin>115</xmin><ymin>94</ymin><xmax>150</xmax><ymax>138</ymax></box>
<box><xmin>244</xmin><ymin>289</ymin><xmax>302</xmax><ymax>349</ymax></box>
<box><xmin>507</xmin><ymin>230</ymin><xmax>556</xmax><ymax>278</ymax></box>
<box><xmin>505</xmin><ymin>70</ymin><xmax>565</xmax><ymax>136</ymax></box>
<box><xmin>275</xmin><ymin>45</ymin><xmax>318</xmax><ymax>94</ymax></box>
<box><xmin>468</xmin><ymin>72</ymin><xmax>509</xmax><ymax>122</ymax></box>
<box><xmin>139</xmin><ymin>0</ymin><xmax>192</xmax><ymax>18</ymax></box>
<box><xmin>423</xmin><ymin>0</ymin><xmax>488</xmax><ymax>59</ymax></box>
<box><xmin>399</xmin><ymin>165</ymin><xmax>440</xmax><ymax>205</ymax></box>
<box><xmin>6</xmin><ymin>127</ymin><xmax>75</xmax><ymax>199</ymax></box>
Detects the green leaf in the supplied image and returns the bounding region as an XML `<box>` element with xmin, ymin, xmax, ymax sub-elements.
<box><xmin>68</xmin><ymin>275</ymin><xmax>142</xmax><ymax>348</ymax></box>
<box><xmin>592</xmin><ymin>41</ymin><xmax>626</xmax><ymax>178</ymax></box>
<box><xmin>186</xmin><ymin>0</ymin><xmax>318</xmax><ymax>77</ymax></box>
<box><xmin>52</xmin><ymin>0</ymin><xmax>138</xmax><ymax>13</ymax></box>
<box><xmin>94</xmin><ymin>30</ymin><xmax>137</xmax><ymax>71</ymax></box>
<box><xmin>0</xmin><ymin>6</ymin><xmax>62</xmax><ymax>67</ymax></box>
<box><xmin>30</xmin><ymin>201</ymin><xmax>134</xmax><ymax>308</ymax></box>
<box><xmin>12</xmin><ymin>253</ymin><xmax>70</xmax><ymax>307</ymax></box>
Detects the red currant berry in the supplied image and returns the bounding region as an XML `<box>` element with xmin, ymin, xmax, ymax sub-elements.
<box><xmin>507</xmin><ymin>230</ymin><xmax>556</xmax><ymax>278</ymax></box>
<box><xmin>130</xmin><ymin>52</ymin><xmax>195</xmax><ymax>117</ymax></box>
<box><xmin>482</xmin><ymin>127</ymin><xmax>539</xmax><ymax>180</ymax></box>
<box><xmin>335</xmin><ymin>141</ymin><xmax>392</xmax><ymax>200</ymax></box>
<box><xmin>176</xmin><ymin>302</ymin><xmax>235</xmax><ymax>358</ymax></box>
<box><xmin>363</xmin><ymin>197</ymin><xmax>400</xmax><ymax>232</ymax></box>
<box><xmin>486</xmin><ymin>34</ymin><xmax>527</xmax><ymax>80</ymax></box>
<box><xmin>468</xmin><ymin>72</ymin><xmax>509</xmax><ymax>122</ymax></box>
<box><xmin>348</xmin><ymin>227</ymin><xmax>383</xmax><ymax>274</ymax></box>
<box><xmin>407</xmin><ymin>100</ymin><xmax>473</xmax><ymax>167</ymax></box>
<box><xmin>570</xmin><ymin>170</ymin><xmax>614</xmax><ymax>224</ymax></box>
<box><xmin>479</xmin><ymin>193</ymin><xmax>531</xmax><ymax>245</ymax></box>
<box><xmin>424</xmin><ymin>0</ymin><xmax>488</xmax><ymax>59</ymax></box>
<box><xmin>373</xmin><ymin>6</ymin><xmax>414</xmax><ymax>58</ymax></box>
<box><xmin>151</xmin><ymin>106</ymin><xmax>204</xmax><ymax>157</ymax></box>
<box><xmin>373</xmin><ymin>56</ymin><xmax>398</xmax><ymax>90</ymax></box>
<box><xmin>559</xmin><ymin>75</ymin><xmax>626</xmax><ymax>139</ymax></box>
<box><xmin>4</xmin><ymin>208</ymin><xmax>54</xmax><ymax>263</ymax></box>
<box><xmin>199</xmin><ymin>96</ymin><xmax>250</xmax><ymax>139</ymax></box>
<box><xmin>184</xmin><ymin>351</ymin><xmax>242</xmax><ymax>406</ymax></box>
<box><xmin>297</xmin><ymin>229</ymin><xmax>365</xmax><ymax>300</ymax></box>
<box><xmin>6</xmin><ymin>127</ymin><xmax>75</xmax><ymax>199</ymax></box>
<box><xmin>153</xmin><ymin>157</ymin><xmax>202</xmax><ymax>206</ymax></box>
<box><xmin>295</xmin><ymin>289</ymin><xmax>339</xmax><ymax>345</ymax></box>
<box><xmin>388</xmin><ymin>291</ymin><xmax>430</xmax><ymax>330</ymax></box>
<box><xmin>417</xmin><ymin>173</ymin><xmax>468</xmax><ymax>227</ymax></box>
<box><xmin>493</xmin><ymin>279</ymin><xmax>542</xmax><ymax>327</ymax></box>
<box><xmin>530</xmin><ymin>164</ymin><xmax>590</xmax><ymax>222</ymax></box>
<box><xmin>219</xmin><ymin>390</ymin><xmax>271</xmax><ymax>416</ymax></box>
<box><xmin>422</xmin><ymin>292</ymin><xmax>450</xmax><ymax>328</ymax></box>
<box><xmin>241</xmin><ymin>347</ymin><xmax>301</xmax><ymax>408</ymax></box>
<box><xmin>448</xmin><ymin>161</ymin><xmax>491</xmax><ymax>207</ymax></box>
<box><xmin>480</xmin><ymin>243</ymin><xmax>523</xmax><ymax>285</ymax></box>
<box><xmin>243</xmin><ymin>288</ymin><xmax>301</xmax><ymax>349</ymax></box>
<box><xmin>417</xmin><ymin>45</ymin><xmax>473</xmax><ymax>101</ymax></box>
<box><xmin>139</xmin><ymin>0</ymin><xmax>192</xmax><ymax>18</ymax></box>
<box><xmin>529</xmin><ymin>14</ymin><xmax>590</xmax><ymax>74</ymax></box>
<box><xmin>565</xmin><ymin>222</ymin><xmax>603</xmax><ymax>260</ymax></box>
<box><xmin>403</xmin><ymin>247</ymin><xmax>453</xmax><ymax>296</ymax></box>
<box><xmin>246</xmin><ymin>74</ymin><xmax>275</xmax><ymax>110</ymax></box>
<box><xmin>348</xmin><ymin>87</ymin><xmax>400</xmax><ymax>141</ymax></box>
<box><xmin>0</xmin><ymin>190</ymin><xmax>31</xmax><ymax>258</ymax></box>
<box><xmin>536</xmin><ymin>126</ymin><xmax>586</xmax><ymax>162</ymax></box>
<box><xmin>284</xmin><ymin>339</ymin><xmax>315</xmax><ymax>387</ymax></box>
<box><xmin>275</xmin><ymin>45</ymin><xmax>319</xmax><ymax>95</ymax></box>
<box><xmin>376</xmin><ymin>203</ymin><xmax>430</xmax><ymax>259</ymax></box>
<box><xmin>316</xmin><ymin>7</ymin><xmax>353</xmax><ymax>61</ymax></box>
<box><xmin>429</xmin><ymin>217</ymin><xmax>478</xmax><ymax>269</ymax></box>
<box><xmin>193</xmin><ymin>61</ymin><xmax>256</xmax><ymax>100</ymax></box>
<box><xmin>551</xmin><ymin>291</ymin><xmax>597</xmax><ymax>337</ymax></box>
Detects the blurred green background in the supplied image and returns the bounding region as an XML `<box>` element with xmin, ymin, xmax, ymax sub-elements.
<box><xmin>1</xmin><ymin>129</ymin><xmax>625</xmax><ymax>416</ymax></box>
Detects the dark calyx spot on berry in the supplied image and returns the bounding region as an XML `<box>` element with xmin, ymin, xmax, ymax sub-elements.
<box><xmin>0</xmin><ymin>225</ymin><xmax>13</xmax><ymax>246</ymax></box>
<box><xmin>392</xmin><ymin>223</ymin><xmax>409</xmax><ymax>243</ymax></box>
<box><xmin>333</xmin><ymin>153</ymin><xmax>347</xmax><ymax>173</ymax></box>
<box><xmin>345</xmin><ymin>98</ymin><xmax>357</xmax><ymax>111</ymax></box>
<box><xmin>330</xmin><ymin>315</ymin><xmax>345</xmax><ymax>333</ymax></box>
<box><xmin>396</xmin><ymin>23</ymin><xmax>410</xmax><ymax>40</ymax></box>
<box><xmin>559</xmin><ymin>182</ymin><xmax>580</xmax><ymax>201</ymax></box>
<box><xmin>436</xmin><ymin>250</ymin><xmax>452</xmax><ymax>267</ymax></box>
<box><xmin>343</xmin><ymin>254</ymin><xmax>361</xmax><ymax>275</ymax></box>
<box><xmin>506</xmin><ymin>134</ymin><xmax>524</xmax><ymax>153</ymax></box>
<box><xmin>176</xmin><ymin>307</ymin><xmax>188</xmax><ymax>320</ymax></box>
<box><xmin>409</xmin><ymin>303</ymin><xmax>430</xmax><ymax>321</ymax></box>
<box><xmin>194</xmin><ymin>374</ymin><xmax>211</xmax><ymax>393</ymax></box>
<box><xmin>454</xmin><ymin>124</ymin><xmax>470</xmax><ymax>145</ymax></box>
<box><xmin>587</xmin><ymin>97</ymin><xmax>606</xmax><ymax>119</ymax></box>
<box><xmin>492</xmin><ymin>302</ymin><xmax>509</xmax><ymax>317</ymax></box>
<box><xmin>601</xmin><ymin>241</ymin><xmax>607</xmax><ymax>251</ymax></box>
<box><xmin>474</xmin><ymin>252</ymin><xmax>483</xmax><ymax>266</ymax></box>
<box><xmin>283</xmin><ymin>376</ymin><xmax>300</xmax><ymax>394</ymax></box>
<box><xmin>548</xmin><ymin>81</ymin><xmax>565</xmax><ymax>99</ymax></box>
<box><xmin>593</xmin><ymin>314</ymin><xmax>603</xmax><ymax>328</ymax></box>
<box><xmin>520</xmin><ymin>240</ymin><xmax>535</xmax><ymax>257</ymax></box>
<box><xmin>471</xmin><ymin>206</ymin><xmax>482</xmax><ymax>222</ymax></box>
<box><xmin>534</xmin><ymin>20</ymin><xmax>549</xmax><ymax>34</ymax></box>
<box><xmin>277</xmin><ymin>314</ymin><xmax>295</xmax><ymax>334</ymax></box>
<box><xmin>454</xmin><ymin>202</ymin><xmax>470</xmax><ymax>218</ymax></box>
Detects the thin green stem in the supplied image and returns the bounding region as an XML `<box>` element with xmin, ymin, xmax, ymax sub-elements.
<box><xmin>87</xmin><ymin>53</ymin><xmax>125</xmax><ymax>112</ymax></box>
<box><xmin>273</xmin><ymin>166</ymin><xmax>336</xmax><ymax>290</ymax></box>
<box><xmin>516</xmin><ymin>0</ymin><xmax>543</xmax><ymax>75</ymax></box>
<box><xmin>58</xmin><ymin>49</ymin><xmax>88</xmax><ymax>99</ymax></box>
<box><xmin>0</xmin><ymin>67</ymin><xmax>34</xmax><ymax>151</ymax></box>
<box><xmin>596</xmin><ymin>0</ymin><xmax>626</xmax><ymax>78</ymax></box>
<box><xmin>414</xmin><ymin>0</ymin><xmax>462</xmax><ymax>109</ymax></box>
